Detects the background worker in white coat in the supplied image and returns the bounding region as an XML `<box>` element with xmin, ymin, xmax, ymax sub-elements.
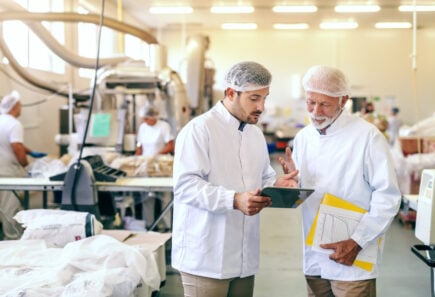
<box><xmin>135</xmin><ymin>105</ymin><xmax>174</xmax><ymax>229</ymax></box>
<box><xmin>135</xmin><ymin>105</ymin><xmax>174</xmax><ymax>158</ymax></box>
<box><xmin>386</xmin><ymin>107</ymin><xmax>403</xmax><ymax>146</ymax></box>
<box><xmin>172</xmin><ymin>61</ymin><xmax>298</xmax><ymax>297</ymax></box>
<box><xmin>280</xmin><ymin>65</ymin><xmax>401</xmax><ymax>297</ymax></box>
<box><xmin>0</xmin><ymin>91</ymin><xmax>46</xmax><ymax>239</ymax></box>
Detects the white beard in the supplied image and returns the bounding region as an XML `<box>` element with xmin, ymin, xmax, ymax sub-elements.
<box><xmin>309</xmin><ymin>107</ymin><xmax>342</xmax><ymax>130</ymax></box>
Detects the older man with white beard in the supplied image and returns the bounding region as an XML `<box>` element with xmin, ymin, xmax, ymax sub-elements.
<box><xmin>280</xmin><ymin>65</ymin><xmax>401</xmax><ymax>297</ymax></box>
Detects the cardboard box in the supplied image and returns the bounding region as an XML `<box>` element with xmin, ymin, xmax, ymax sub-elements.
<box><xmin>399</xmin><ymin>137</ymin><xmax>422</xmax><ymax>156</ymax></box>
<box><xmin>102</xmin><ymin>229</ymin><xmax>172</xmax><ymax>296</ymax></box>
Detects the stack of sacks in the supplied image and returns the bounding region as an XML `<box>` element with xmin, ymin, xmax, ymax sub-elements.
<box><xmin>0</xmin><ymin>235</ymin><xmax>160</xmax><ymax>296</ymax></box>
<box><xmin>14</xmin><ymin>209</ymin><xmax>103</xmax><ymax>248</ymax></box>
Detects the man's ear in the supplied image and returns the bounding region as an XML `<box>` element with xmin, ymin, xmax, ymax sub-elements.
<box><xmin>341</xmin><ymin>95</ymin><xmax>349</xmax><ymax>108</ymax></box>
<box><xmin>226</xmin><ymin>87</ymin><xmax>236</xmax><ymax>100</ymax></box>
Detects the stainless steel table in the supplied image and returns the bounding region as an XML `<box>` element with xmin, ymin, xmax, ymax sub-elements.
<box><xmin>0</xmin><ymin>177</ymin><xmax>174</xmax><ymax>230</ymax></box>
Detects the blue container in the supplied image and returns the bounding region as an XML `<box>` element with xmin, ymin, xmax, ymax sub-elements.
<box><xmin>267</xmin><ymin>142</ymin><xmax>276</xmax><ymax>154</ymax></box>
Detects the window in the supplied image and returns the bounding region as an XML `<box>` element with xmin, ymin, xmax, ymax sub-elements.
<box><xmin>3</xmin><ymin>0</ymin><xmax>65</xmax><ymax>73</ymax></box>
<box><xmin>78</xmin><ymin>6</ymin><xmax>151</xmax><ymax>78</ymax></box>
<box><xmin>125</xmin><ymin>34</ymin><xmax>150</xmax><ymax>63</ymax></box>
<box><xmin>78</xmin><ymin>6</ymin><xmax>118</xmax><ymax>78</ymax></box>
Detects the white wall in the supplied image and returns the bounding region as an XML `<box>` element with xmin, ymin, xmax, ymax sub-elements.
<box><xmin>158</xmin><ymin>27</ymin><xmax>435</xmax><ymax>127</ymax></box>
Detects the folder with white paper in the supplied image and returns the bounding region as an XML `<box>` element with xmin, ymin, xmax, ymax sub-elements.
<box><xmin>306</xmin><ymin>193</ymin><xmax>381</xmax><ymax>272</ymax></box>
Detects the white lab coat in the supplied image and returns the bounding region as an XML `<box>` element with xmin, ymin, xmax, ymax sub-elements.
<box><xmin>292</xmin><ymin>110</ymin><xmax>402</xmax><ymax>281</ymax></box>
<box><xmin>0</xmin><ymin>114</ymin><xmax>27</xmax><ymax>239</ymax></box>
<box><xmin>136</xmin><ymin>120</ymin><xmax>173</xmax><ymax>158</ymax></box>
<box><xmin>0</xmin><ymin>114</ymin><xmax>28</xmax><ymax>177</ymax></box>
<box><xmin>172</xmin><ymin>101</ymin><xmax>276</xmax><ymax>279</ymax></box>
<box><xmin>136</xmin><ymin>120</ymin><xmax>174</xmax><ymax>227</ymax></box>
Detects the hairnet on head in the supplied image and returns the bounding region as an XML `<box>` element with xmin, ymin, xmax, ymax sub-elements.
<box><xmin>302</xmin><ymin>65</ymin><xmax>350</xmax><ymax>98</ymax></box>
<box><xmin>224</xmin><ymin>61</ymin><xmax>272</xmax><ymax>92</ymax></box>
<box><xmin>1</xmin><ymin>90</ymin><xmax>20</xmax><ymax>114</ymax></box>
<box><xmin>139</xmin><ymin>105</ymin><xmax>159</xmax><ymax>118</ymax></box>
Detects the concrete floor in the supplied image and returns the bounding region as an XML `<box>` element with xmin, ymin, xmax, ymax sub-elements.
<box><xmin>159</xmin><ymin>153</ymin><xmax>431</xmax><ymax>296</ymax></box>
<box><xmin>159</xmin><ymin>209</ymin><xmax>430</xmax><ymax>297</ymax></box>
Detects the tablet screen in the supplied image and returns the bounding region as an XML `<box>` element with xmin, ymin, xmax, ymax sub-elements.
<box><xmin>260</xmin><ymin>187</ymin><xmax>314</xmax><ymax>208</ymax></box>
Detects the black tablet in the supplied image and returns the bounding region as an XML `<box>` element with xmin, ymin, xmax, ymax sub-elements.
<box><xmin>260</xmin><ymin>187</ymin><xmax>314</xmax><ymax>208</ymax></box>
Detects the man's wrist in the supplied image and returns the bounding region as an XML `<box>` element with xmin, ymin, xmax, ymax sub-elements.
<box><xmin>233</xmin><ymin>192</ymin><xmax>240</xmax><ymax>209</ymax></box>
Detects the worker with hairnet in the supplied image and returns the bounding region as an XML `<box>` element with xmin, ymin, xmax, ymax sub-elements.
<box><xmin>172</xmin><ymin>61</ymin><xmax>298</xmax><ymax>297</ymax></box>
<box><xmin>279</xmin><ymin>66</ymin><xmax>401</xmax><ymax>297</ymax></box>
<box><xmin>0</xmin><ymin>90</ymin><xmax>46</xmax><ymax>239</ymax></box>
<box><xmin>135</xmin><ymin>104</ymin><xmax>174</xmax><ymax>229</ymax></box>
<box><xmin>135</xmin><ymin>105</ymin><xmax>174</xmax><ymax>158</ymax></box>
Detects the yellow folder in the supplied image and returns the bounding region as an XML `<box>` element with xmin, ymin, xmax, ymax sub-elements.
<box><xmin>306</xmin><ymin>192</ymin><xmax>380</xmax><ymax>272</ymax></box>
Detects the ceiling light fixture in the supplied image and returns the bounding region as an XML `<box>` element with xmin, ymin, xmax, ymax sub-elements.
<box><xmin>221</xmin><ymin>23</ymin><xmax>257</xmax><ymax>30</ymax></box>
<box><xmin>335</xmin><ymin>5</ymin><xmax>381</xmax><ymax>13</ymax></box>
<box><xmin>272</xmin><ymin>5</ymin><xmax>318</xmax><ymax>13</ymax></box>
<box><xmin>375</xmin><ymin>22</ymin><xmax>412</xmax><ymax>29</ymax></box>
<box><xmin>211</xmin><ymin>6</ymin><xmax>254</xmax><ymax>14</ymax></box>
<box><xmin>149</xmin><ymin>6</ymin><xmax>193</xmax><ymax>14</ymax></box>
<box><xmin>399</xmin><ymin>5</ymin><xmax>435</xmax><ymax>12</ymax></box>
<box><xmin>273</xmin><ymin>23</ymin><xmax>310</xmax><ymax>30</ymax></box>
<box><xmin>320</xmin><ymin>21</ymin><xmax>358</xmax><ymax>30</ymax></box>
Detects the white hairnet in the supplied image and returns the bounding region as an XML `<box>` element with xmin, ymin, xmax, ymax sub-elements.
<box><xmin>302</xmin><ymin>65</ymin><xmax>350</xmax><ymax>98</ymax></box>
<box><xmin>1</xmin><ymin>90</ymin><xmax>20</xmax><ymax>114</ymax></box>
<box><xmin>224</xmin><ymin>61</ymin><xmax>272</xmax><ymax>92</ymax></box>
<box><xmin>139</xmin><ymin>105</ymin><xmax>159</xmax><ymax>118</ymax></box>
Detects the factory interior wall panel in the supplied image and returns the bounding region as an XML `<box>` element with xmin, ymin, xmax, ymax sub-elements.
<box><xmin>160</xmin><ymin>27</ymin><xmax>435</xmax><ymax>126</ymax></box>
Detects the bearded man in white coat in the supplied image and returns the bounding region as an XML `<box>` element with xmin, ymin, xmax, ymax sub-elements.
<box><xmin>172</xmin><ymin>61</ymin><xmax>298</xmax><ymax>297</ymax></box>
<box><xmin>280</xmin><ymin>65</ymin><xmax>401</xmax><ymax>297</ymax></box>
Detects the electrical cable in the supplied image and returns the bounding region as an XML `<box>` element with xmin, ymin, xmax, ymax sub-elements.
<box><xmin>67</xmin><ymin>0</ymin><xmax>105</xmax><ymax>211</ymax></box>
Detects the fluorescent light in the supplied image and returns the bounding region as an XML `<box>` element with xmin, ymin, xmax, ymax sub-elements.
<box><xmin>335</xmin><ymin>5</ymin><xmax>380</xmax><ymax>13</ymax></box>
<box><xmin>272</xmin><ymin>5</ymin><xmax>318</xmax><ymax>13</ymax></box>
<box><xmin>399</xmin><ymin>5</ymin><xmax>435</xmax><ymax>12</ymax></box>
<box><xmin>273</xmin><ymin>23</ymin><xmax>310</xmax><ymax>30</ymax></box>
<box><xmin>320</xmin><ymin>21</ymin><xmax>358</xmax><ymax>30</ymax></box>
<box><xmin>211</xmin><ymin>6</ymin><xmax>254</xmax><ymax>14</ymax></box>
<box><xmin>149</xmin><ymin>6</ymin><xmax>193</xmax><ymax>14</ymax></box>
<box><xmin>221</xmin><ymin>23</ymin><xmax>257</xmax><ymax>30</ymax></box>
<box><xmin>375</xmin><ymin>22</ymin><xmax>412</xmax><ymax>29</ymax></box>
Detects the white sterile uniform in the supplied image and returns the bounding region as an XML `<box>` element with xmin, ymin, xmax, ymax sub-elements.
<box><xmin>136</xmin><ymin>120</ymin><xmax>173</xmax><ymax>158</ymax></box>
<box><xmin>172</xmin><ymin>101</ymin><xmax>276</xmax><ymax>278</ymax></box>
<box><xmin>292</xmin><ymin>110</ymin><xmax>401</xmax><ymax>281</ymax></box>
<box><xmin>0</xmin><ymin>114</ymin><xmax>27</xmax><ymax>239</ymax></box>
<box><xmin>136</xmin><ymin>119</ymin><xmax>173</xmax><ymax>228</ymax></box>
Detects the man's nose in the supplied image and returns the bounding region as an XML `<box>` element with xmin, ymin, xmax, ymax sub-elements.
<box><xmin>311</xmin><ymin>103</ymin><xmax>323</xmax><ymax>115</ymax></box>
<box><xmin>257</xmin><ymin>100</ymin><xmax>266</xmax><ymax>112</ymax></box>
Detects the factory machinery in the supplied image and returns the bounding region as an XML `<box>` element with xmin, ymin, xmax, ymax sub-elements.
<box><xmin>0</xmin><ymin>0</ymin><xmax>214</xmax><ymax>155</ymax></box>
<box><xmin>0</xmin><ymin>1</ymin><xmax>214</xmax><ymax>225</ymax></box>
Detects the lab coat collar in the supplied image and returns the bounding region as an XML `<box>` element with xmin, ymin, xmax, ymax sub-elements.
<box><xmin>317</xmin><ymin>109</ymin><xmax>351</xmax><ymax>135</ymax></box>
<box><xmin>216</xmin><ymin>101</ymin><xmax>247</xmax><ymax>131</ymax></box>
